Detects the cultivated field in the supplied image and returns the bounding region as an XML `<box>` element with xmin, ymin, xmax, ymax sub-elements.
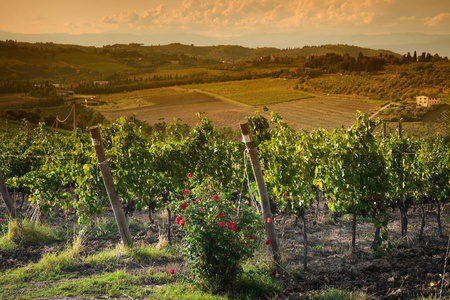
<box><xmin>0</xmin><ymin>94</ymin><xmax>38</xmax><ymax>109</ymax></box>
<box><xmin>95</xmin><ymin>80</ymin><xmax>384</xmax><ymax>131</ymax></box>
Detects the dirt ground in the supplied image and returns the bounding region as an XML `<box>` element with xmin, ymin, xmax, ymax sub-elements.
<box><xmin>1</xmin><ymin>196</ymin><xmax>449</xmax><ymax>299</ymax></box>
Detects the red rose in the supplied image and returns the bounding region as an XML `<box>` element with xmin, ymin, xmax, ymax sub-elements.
<box><xmin>271</xmin><ymin>270</ymin><xmax>277</xmax><ymax>276</ymax></box>
<box><xmin>180</xmin><ymin>219</ymin><xmax>185</xmax><ymax>226</ymax></box>
<box><xmin>265</xmin><ymin>238</ymin><xmax>271</xmax><ymax>245</ymax></box>
<box><xmin>248</xmin><ymin>236</ymin><xmax>254</xmax><ymax>240</ymax></box>
<box><xmin>217</xmin><ymin>213</ymin><xmax>224</xmax><ymax>218</ymax></box>
<box><xmin>267</xmin><ymin>217</ymin><xmax>272</xmax><ymax>224</ymax></box>
<box><xmin>218</xmin><ymin>221</ymin><xmax>226</xmax><ymax>228</ymax></box>
<box><xmin>184</xmin><ymin>188</ymin><xmax>189</xmax><ymax>194</ymax></box>
<box><xmin>181</xmin><ymin>202</ymin><xmax>187</xmax><ymax>210</ymax></box>
<box><xmin>227</xmin><ymin>221</ymin><xmax>236</xmax><ymax>231</ymax></box>
<box><xmin>187</xmin><ymin>172</ymin><xmax>193</xmax><ymax>178</ymax></box>
<box><xmin>212</xmin><ymin>194</ymin><xmax>219</xmax><ymax>201</ymax></box>
<box><xmin>175</xmin><ymin>216</ymin><xmax>181</xmax><ymax>224</ymax></box>
<box><xmin>170</xmin><ymin>269</ymin><xmax>175</xmax><ymax>275</ymax></box>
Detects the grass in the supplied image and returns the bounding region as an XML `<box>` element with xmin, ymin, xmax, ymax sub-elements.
<box><xmin>0</xmin><ymin>218</ymin><xmax>63</xmax><ymax>250</ymax></box>
<box><xmin>314</xmin><ymin>286</ymin><xmax>370</xmax><ymax>299</ymax></box>
<box><xmin>0</xmin><ymin>232</ymin><xmax>280</xmax><ymax>300</ymax></box>
<box><xmin>0</xmin><ymin>214</ymin><xmax>282</xmax><ymax>299</ymax></box>
<box><xmin>85</xmin><ymin>242</ymin><xmax>182</xmax><ymax>267</ymax></box>
<box><xmin>184</xmin><ymin>78</ymin><xmax>315</xmax><ymax>106</ymax></box>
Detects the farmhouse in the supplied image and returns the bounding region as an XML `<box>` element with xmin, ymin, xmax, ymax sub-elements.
<box><xmin>416</xmin><ymin>96</ymin><xmax>441</xmax><ymax>107</ymax></box>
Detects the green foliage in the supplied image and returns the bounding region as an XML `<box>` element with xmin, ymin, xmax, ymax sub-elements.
<box><xmin>173</xmin><ymin>176</ymin><xmax>263</xmax><ymax>290</ymax></box>
<box><xmin>2</xmin><ymin>110</ymin><xmax>450</xmax><ymax>256</ymax></box>
<box><xmin>373</xmin><ymin>229</ymin><xmax>396</xmax><ymax>258</ymax></box>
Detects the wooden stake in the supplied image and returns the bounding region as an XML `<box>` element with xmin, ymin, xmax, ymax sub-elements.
<box><xmin>89</xmin><ymin>126</ymin><xmax>133</xmax><ymax>246</ymax></box>
<box><xmin>0</xmin><ymin>168</ymin><xmax>16</xmax><ymax>219</ymax></box>
<box><xmin>240</xmin><ymin>122</ymin><xmax>281</xmax><ymax>266</ymax></box>
<box><xmin>73</xmin><ymin>104</ymin><xmax>77</xmax><ymax>131</ymax></box>
<box><xmin>398</xmin><ymin>119</ymin><xmax>407</xmax><ymax>236</ymax></box>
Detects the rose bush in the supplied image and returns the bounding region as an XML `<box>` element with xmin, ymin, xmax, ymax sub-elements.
<box><xmin>0</xmin><ymin>217</ymin><xmax>6</xmax><ymax>235</ymax></box>
<box><xmin>173</xmin><ymin>176</ymin><xmax>263</xmax><ymax>290</ymax></box>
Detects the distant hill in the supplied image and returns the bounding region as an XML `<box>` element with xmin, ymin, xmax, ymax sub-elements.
<box><xmin>120</xmin><ymin>43</ymin><xmax>399</xmax><ymax>61</ymax></box>
<box><xmin>2</xmin><ymin>31</ymin><xmax>449</xmax><ymax>57</ymax></box>
<box><xmin>0</xmin><ymin>39</ymin><xmax>399</xmax><ymax>62</ymax></box>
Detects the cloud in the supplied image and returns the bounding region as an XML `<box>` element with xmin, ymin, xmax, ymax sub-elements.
<box><xmin>103</xmin><ymin>10</ymin><xmax>139</xmax><ymax>25</ymax></box>
<box><xmin>424</xmin><ymin>13</ymin><xmax>450</xmax><ymax>27</ymax></box>
<box><xmin>100</xmin><ymin>0</ymin><xmax>447</xmax><ymax>35</ymax></box>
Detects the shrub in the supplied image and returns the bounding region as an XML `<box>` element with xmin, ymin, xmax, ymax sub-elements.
<box><xmin>173</xmin><ymin>176</ymin><xmax>263</xmax><ymax>290</ymax></box>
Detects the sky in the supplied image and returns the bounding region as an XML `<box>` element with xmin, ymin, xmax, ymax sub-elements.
<box><xmin>1</xmin><ymin>0</ymin><xmax>450</xmax><ymax>48</ymax></box>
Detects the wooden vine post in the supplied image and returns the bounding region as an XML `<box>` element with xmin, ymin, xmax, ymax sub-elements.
<box><xmin>398</xmin><ymin>119</ymin><xmax>407</xmax><ymax>236</ymax></box>
<box><xmin>0</xmin><ymin>168</ymin><xmax>16</xmax><ymax>219</ymax></box>
<box><xmin>73</xmin><ymin>104</ymin><xmax>77</xmax><ymax>131</ymax></box>
<box><xmin>89</xmin><ymin>126</ymin><xmax>133</xmax><ymax>246</ymax></box>
<box><xmin>240</xmin><ymin>122</ymin><xmax>281</xmax><ymax>266</ymax></box>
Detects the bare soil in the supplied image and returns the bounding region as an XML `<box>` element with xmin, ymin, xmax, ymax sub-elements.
<box><xmin>1</xmin><ymin>197</ymin><xmax>449</xmax><ymax>299</ymax></box>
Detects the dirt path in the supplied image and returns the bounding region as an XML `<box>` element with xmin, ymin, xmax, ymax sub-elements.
<box><xmin>189</xmin><ymin>89</ymin><xmax>253</xmax><ymax>108</ymax></box>
<box><xmin>370</xmin><ymin>102</ymin><xmax>392</xmax><ymax>120</ymax></box>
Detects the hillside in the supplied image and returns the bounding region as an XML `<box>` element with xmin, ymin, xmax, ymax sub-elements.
<box><xmin>0</xmin><ymin>40</ymin><xmax>399</xmax><ymax>84</ymax></box>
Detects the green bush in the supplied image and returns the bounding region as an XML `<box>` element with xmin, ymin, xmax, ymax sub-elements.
<box><xmin>173</xmin><ymin>175</ymin><xmax>263</xmax><ymax>290</ymax></box>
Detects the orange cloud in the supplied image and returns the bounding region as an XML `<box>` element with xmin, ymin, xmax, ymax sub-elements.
<box><xmin>100</xmin><ymin>0</ymin><xmax>449</xmax><ymax>35</ymax></box>
<box><xmin>424</xmin><ymin>13</ymin><xmax>450</xmax><ymax>27</ymax></box>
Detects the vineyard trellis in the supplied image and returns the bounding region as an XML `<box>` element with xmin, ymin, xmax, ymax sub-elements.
<box><xmin>0</xmin><ymin>112</ymin><xmax>449</xmax><ymax>262</ymax></box>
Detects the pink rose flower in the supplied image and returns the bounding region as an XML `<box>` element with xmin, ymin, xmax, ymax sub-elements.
<box><xmin>212</xmin><ymin>194</ymin><xmax>219</xmax><ymax>202</ymax></box>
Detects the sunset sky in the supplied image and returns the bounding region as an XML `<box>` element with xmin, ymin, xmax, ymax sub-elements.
<box><xmin>1</xmin><ymin>0</ymin><xmax>449</xmax><ymax>47</ymax></box>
